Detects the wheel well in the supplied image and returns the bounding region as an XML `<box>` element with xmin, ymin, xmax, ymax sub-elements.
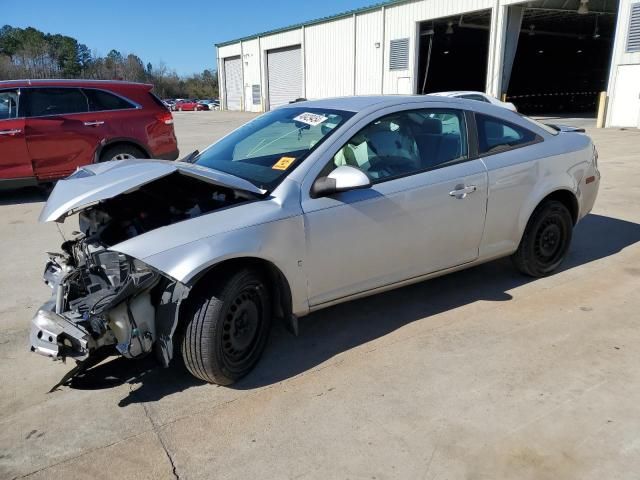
<box><xmin>97</xmin><ymin>140</ymin><xmax>150</xmax><ymax>162</ymax></box>
<box><xmin>187</xmin><ymin>257</ymin><xmax>293</xmax><ymax>323</ymax></box>
<box><xmin>543</xmin><ymin>190</ymin><xmax>579</xmax><ymax>225</ymax></box>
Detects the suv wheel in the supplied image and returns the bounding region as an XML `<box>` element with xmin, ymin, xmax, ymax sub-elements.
<box><xmin>181</xmin><ymin>269</ymin><xmax>271</xmax><ymax>385</ymax></box>
<box><xmin>512</xmin><ymin>200</ymin><xmax>573</xmax><ymax>277</ymax></box>
<box><xmin>100</xmin><ymin>144</ymin><xmax>145</xmax><ymax>162</ymax></box>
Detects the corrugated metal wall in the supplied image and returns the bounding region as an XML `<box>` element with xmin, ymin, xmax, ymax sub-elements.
<box><xmin>305</xmin><ymin>17</ymin><xmax>356</xmax><ymax>98</ymax></box>
<box><xmin>355</xmin><ymin>10</ymin><xmax>383</xmax><ymax>94</ymax></box>
<box><xmin>241</xmin><ymin>39</ymin><xmax>262</xmax><ymax>112</ymax></box>
<box><xmin>606</xmin><ymin>0</ymin><xmax>640</xmax><ymax>127</ymax></box>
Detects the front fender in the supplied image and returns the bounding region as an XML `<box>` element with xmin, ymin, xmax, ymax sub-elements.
<box><xmin>114</xmin><ymin>215</ymin><xmax>309</xmax><ymax>316</ymax></box>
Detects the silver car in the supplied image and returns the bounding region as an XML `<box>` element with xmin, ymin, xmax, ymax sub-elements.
<box><xmin>30</xmin><ymin>96</ymin><xmax>600</xmax><ymax>386</ymax></box>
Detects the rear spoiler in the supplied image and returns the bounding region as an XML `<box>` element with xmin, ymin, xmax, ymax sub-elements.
<box><xmin>546</xmin><ymin>124</ymin><xmax>586</xmax><ymax>133</ymax></box>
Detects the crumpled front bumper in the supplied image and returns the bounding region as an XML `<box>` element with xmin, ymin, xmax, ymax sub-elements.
<box><xmin>29</xmin><ymin>301</ymin><xmax>91</xmax><ymax>361</ymax></box>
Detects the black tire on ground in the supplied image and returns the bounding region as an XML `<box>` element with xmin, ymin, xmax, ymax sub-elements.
<box><xmin>512</xmin><ymin>200</ymin><xmax>574</xmax><ymax>277</ymax></box>
<box><xmin>181</xmin><ymin>269</ymin><xmax>271</xmax><ymax>385</ymax></box>
<box><xmin>99</xmin><ymin>144</ymin><xmax>145</xmax><ymax>162</ymax></box>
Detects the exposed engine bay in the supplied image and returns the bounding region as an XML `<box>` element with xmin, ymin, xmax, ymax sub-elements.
<box><xmin>30</xmin><ymin>173</ymin><xmax>250</xmax><ymax>367</ymax></box>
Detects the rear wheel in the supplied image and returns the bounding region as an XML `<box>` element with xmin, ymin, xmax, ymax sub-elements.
<box><xmin>99</xmin><ymin>144</ymin><xmax>145</xmax><ymax>162</ymax></box>
<box><xmin>512</xmin><ymin>200</ymin><xmax>573</xmax><ymax>277</ymax></box>
<box><xmin>181</xmin><ymin>269</ymin><xmax>271</xmax><ymax>385</ymax></box>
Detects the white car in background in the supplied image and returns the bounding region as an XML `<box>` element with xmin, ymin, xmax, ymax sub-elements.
<box><xmin>431</xmin><ymin>91</ymin><xmax>517</xmax><ymax>112</ymax></box>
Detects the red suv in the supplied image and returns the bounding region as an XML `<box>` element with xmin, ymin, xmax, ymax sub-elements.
<box><xmin>0</xmin><ymin>79</ymin><xmax>178</xmax><ymax>188</ymax></box>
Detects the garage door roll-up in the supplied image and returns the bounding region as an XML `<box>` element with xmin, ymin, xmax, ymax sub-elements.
<box><xmin>267</xmin><ymin>46</ymin><xmax>302</xmax><ymax>109</ymax></box>
<box><xmin>224</xmin><ymin>57</ymin><xmax>242</xmax><ymax>111</ymax></box>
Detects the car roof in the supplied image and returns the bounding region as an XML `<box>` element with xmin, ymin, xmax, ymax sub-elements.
<box><xmin>0</xmin><ymin>79</ymin><xmax>153</xmax><ymax>89</ymax></box>
<box><xmin>279</xmin><ymin>94</ymin><xmax>483</xmax><ymax>112</ymax></box>
<box><xmin>430</xmin><ymin>91</ymin><xmax>488</xmax><ymax>97</ymax></box>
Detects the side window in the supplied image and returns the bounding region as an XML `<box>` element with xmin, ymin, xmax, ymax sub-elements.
<box><xmin>322</xmin><ymin>109</ymin><xmax>468</xmax><ymax>182</ymax></box>
<box><xmin>22</xmin><ymin>88</ymin><xmax>88</xmax><ymax>117</ymax></box>
<box><xmin>460</xmin><ymin>94</ymin><xmax>490</xmax><ymax>103</ymax></box>
<box><xmin>83</xmin><ymin>89</ymin><xmax>135</xmax><ymax>111</ymax></box>
<box><xmin>476</xmin><ymin>114</ymin><xmax>539</xmax><ymax>155</ymax></box>
<box><xmin>0</xmin><ymin>90</ymin><xmax>19</xmax><ymax>120</ymax></box>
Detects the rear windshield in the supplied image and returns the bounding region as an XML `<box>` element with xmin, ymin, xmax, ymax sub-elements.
<box><xmin>518</xmin><ymin>114</ymin><xmax>560</xmax><ymax>135</ymax></box>
<box><xmin>195</xmin><ymin>107</ymin><xmax>354</xmax><ymax>191</ymax></box>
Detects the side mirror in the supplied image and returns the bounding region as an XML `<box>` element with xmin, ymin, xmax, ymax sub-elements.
<box><xmin>311</xmin><ymin>165</ymin><xmax>371</xmax><ymax>198</ymax></box>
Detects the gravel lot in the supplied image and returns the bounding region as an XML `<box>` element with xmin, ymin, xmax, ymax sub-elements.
<box><xmin>1</xmin><ymin>110</ymin><xmax>639</xmax><ymax>480</ymax></box>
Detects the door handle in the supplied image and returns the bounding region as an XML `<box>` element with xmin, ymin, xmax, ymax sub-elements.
<box><xmin>0</xmin><ymin>129</ymin><xmax>22</xmax><ymax>136</ymax></box>
<box><xmin>449</xmin><ymin>184</ymin><xmax>477</xmax><ymax>199</ymax></box>
<box><xmin>83</xmin><ymin>121</ymin><xmax>105</xmax><ymax>127</ymax></box>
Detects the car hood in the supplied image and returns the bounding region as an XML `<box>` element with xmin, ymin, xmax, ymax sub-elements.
<box><xmin>39</xmin><ymin>159</ymin><xmax>266</xmax><ymax>223</ymax></box>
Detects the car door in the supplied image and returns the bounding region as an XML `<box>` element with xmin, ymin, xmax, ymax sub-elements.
<box><xmin>0</xmin><ymin>88</ymin><xmax>33</xmax><ymax>182</ymax></box>
<box><xmin>300</xmin><ymin>107</ymin><xmax>488</xmax><ymax>307</ymax></box>
<box><xmin>22</xmin><ymin>87</ymin><xmax>105</xmax><ymax>180</ymax></box>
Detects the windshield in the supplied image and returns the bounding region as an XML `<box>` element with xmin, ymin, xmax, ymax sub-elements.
<box><xmin>195</xmin><ymin>107</ymin><xmax>354</xmax><ymax>190</ymax></box>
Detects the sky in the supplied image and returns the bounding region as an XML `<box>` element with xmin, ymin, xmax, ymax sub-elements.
<box><xmin>3</xmin><ymin>0</ymin><xmax>378</xmax><ymax>76</ymax></box>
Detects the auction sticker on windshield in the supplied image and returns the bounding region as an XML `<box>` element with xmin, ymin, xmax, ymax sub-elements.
<box><xmin>272</xmin><ymin>156</ymin><xmax>296</xmax><ymax>170</ymax></box>
<box><xmin>294</xmin><ymin>112</ymin><xmax>328</xmax><ymax>127</ymax></box>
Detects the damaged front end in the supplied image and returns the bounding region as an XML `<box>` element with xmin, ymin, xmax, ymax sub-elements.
<box><xmin>29</xmin><ymin>160</ymin><xmax>261</xmax><ymax>369</ymax></box>
<box><xmin>30</xmin><ymin>235</ymin><xmax>174</xmax><ymax>363</ymax></box>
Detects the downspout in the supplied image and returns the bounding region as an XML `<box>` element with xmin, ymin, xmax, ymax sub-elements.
<box><xmin>302</xmin><ymin>25</ymin><xmax>307</xmax><ymax>99</ymax></box>
<box><xmin>381</xmin><ymin>5</ymin><xmax>386</xmax><ymax>94</ymax></box>
<box><xmin>353</xmin><ymin>13</ymin><xmax>357</xmax><ymax>96</ymax></box>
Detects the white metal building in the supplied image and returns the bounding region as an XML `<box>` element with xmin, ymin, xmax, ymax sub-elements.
<box><xmin>216</xmin><ymin>0</ymin><xmax>640</xmax><ymax>128</ymax></box>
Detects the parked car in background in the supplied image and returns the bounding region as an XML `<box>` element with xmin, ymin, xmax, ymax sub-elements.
<box><xmin>163</xmin><ymin>99</ymin><xmax>176</xmax><ymax>110</ymax></box>
<box><xmin>174</xmin><ymin>99</ymin><xmax>205</xmax><ymax>111</ymax></box>
<box><xmin>0</xmin><ymin>79</ymin><xmax>178</xmax><ymax>189</ymax></box>
<box><xmin>31</xmin><ymin>95</ymin><xmax>599</xmax><ymax>386</ymax></box>
<box><xmin>198</xmin><ymin>99</ymin><xmax>219</xmax><ymax>110</ymax></box>
<box><xmin>431</xmin><ymin>91</ymin><xmax>517</xmax><ymax>111</ymax></box>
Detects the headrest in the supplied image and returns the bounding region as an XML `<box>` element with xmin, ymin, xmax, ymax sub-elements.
<box><xmin>421</xmin><ymin>117</ymin><xmax>442</xmax><ymax>134</ymax></box>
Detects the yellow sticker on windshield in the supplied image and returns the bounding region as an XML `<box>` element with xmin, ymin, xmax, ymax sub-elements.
<box><xmin>272</xmin><ymin>157</ymin><xmax>296</xmax><ymax>170</ymax></box>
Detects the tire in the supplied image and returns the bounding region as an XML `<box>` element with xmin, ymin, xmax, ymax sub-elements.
<box><xmin>181</xmin><ymin>269</ymin><xmax>271</xmax><ymax>385</ymax></box>
<box><xmin>512</xmin><ymin>200</ymin><xmax>573</xmax><ymax>277</ymax></box>
<box><xmin>100</xmin><ymin>144</ymin><xmax>145</xmax><ymax>162</ymax></box>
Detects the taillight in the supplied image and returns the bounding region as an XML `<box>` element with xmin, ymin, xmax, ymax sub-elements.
<box><xmin>156</xmin><ymin>111</ymin><xmax>173</xmax><ymax>125</ymax></box>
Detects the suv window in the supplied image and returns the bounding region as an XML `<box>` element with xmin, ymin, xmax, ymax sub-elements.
<box><xmin>476</xmin><ymin>113</ymin><xmax>539</xmax><ymax>154</ymax></box>
<box><xmin>0</xmin><ymin>90</ymin><xmax>19</xmax><ymax>120</ymax></box>
<box><xmin>23</xmin><ymin>88</ymin><xmax>88</xmax><ymax>117</ymax></box>
<box><xmin>322</xmin><ymin>109</ymin><xmax>468</xmax><ymax>182</ymax></box>
<box><xmin>83</xmin><ymin>88</ymin><xmax>135</xmax><ymax>111</ymax></box>
<box><xmin>460</xmin><ymin>94</ymin><xmax>490</xmax><ymax>103</ymax></box>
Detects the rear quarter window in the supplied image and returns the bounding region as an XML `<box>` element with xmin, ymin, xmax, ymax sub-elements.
<box><xmin>83</xmin><ymin>89</ymin><xmax>136</xmax><ymax>111</ymax></box>
<box><xmin>476</xmin><ymin>113</ymin><xmax>541</xmax><ymax>155</ymax></box>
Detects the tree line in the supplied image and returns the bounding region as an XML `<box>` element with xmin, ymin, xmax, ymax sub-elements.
<box><xmin>0</xmin><ymin>25</ymin><xmax>218</xmax><ymax>99</ymax></box>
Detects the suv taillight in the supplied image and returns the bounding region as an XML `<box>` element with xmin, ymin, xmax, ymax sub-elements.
<box><xmin>156</xmin><ymin>111</ymin><xmax>173</xmax><ymax>125</ymax></box>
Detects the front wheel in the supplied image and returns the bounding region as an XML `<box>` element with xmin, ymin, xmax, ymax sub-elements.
<box><xmin>512</xmin><ymin>200</ymin><xmax>573</xmax><ymax>277</ymax></box>
<box><xmin>181</xmin><ymin>269</ymin><xmax>271</xmax><ymax>385</ymax></box>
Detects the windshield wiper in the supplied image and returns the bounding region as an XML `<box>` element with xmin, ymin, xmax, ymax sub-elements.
<box><xmin>178</xmin><ymin>150</ymin><xmax>199</xmax><ymax>163</ymax></box>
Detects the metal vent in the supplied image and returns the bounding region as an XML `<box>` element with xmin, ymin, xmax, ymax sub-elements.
<box><xmin>628</xmin><ymin>3</ymin><xmax>640</xmax><ymax>52</ymax></box>
<box><xmin>252</xmin><ymin>85</ymin><xmax>261</xmax><ymax>105</ymax></box>
<box><xmin>389</xmin><ymin>38</ymin><xmax>410</xmax><ymax>70</ymax></box>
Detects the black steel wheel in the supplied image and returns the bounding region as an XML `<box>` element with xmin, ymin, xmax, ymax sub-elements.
<box><xmin>181</xmin><ymin>269</ymin><xmax>271</xmax><ymax>385</ymax></box>
<box><xmin>512</xmin><ymin>200</ymin><xmax>573</xmax><ymax>277</ymax></box>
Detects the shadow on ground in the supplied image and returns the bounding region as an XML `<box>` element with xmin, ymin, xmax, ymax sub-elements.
<box><xmin>61</xmin><ymin>213</ymin><xmax>640</xmax><ymax>403</ymax></box>
<box><xmin>0</xmin><ymin>186</ymin><xmax>48</xmax><ymax>206</ymax></box>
